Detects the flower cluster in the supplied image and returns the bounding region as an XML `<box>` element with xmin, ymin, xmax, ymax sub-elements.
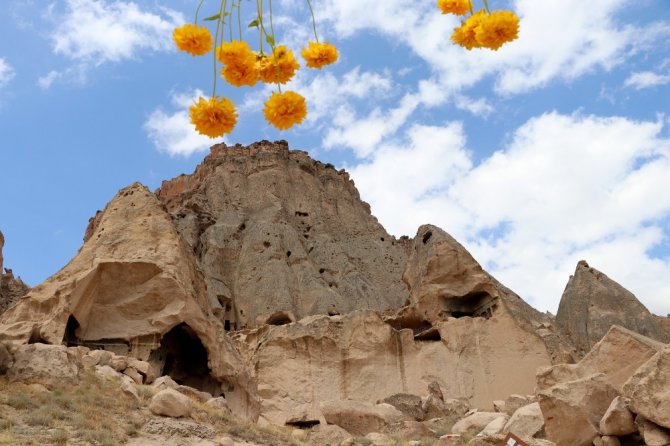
<box><xmin>172</xmin><ymin>0</ymin><xmax>339</xmax><ymax>138</ymax></box>
<box><xmin>439</xmin><ymin>0</ymin><xmax>520</xmax><ymax>51</ymax></box>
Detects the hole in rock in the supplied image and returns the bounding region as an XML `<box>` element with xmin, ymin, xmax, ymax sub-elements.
<box><xmin>265</xmin><ymin>311</ymin><xmax>295</xmax><ymax>326</ymax></box>
<box><xmin>156</xmin><ymin>323</ymin><xmax>222</xmax><ymax>396</ymax></box>
<box><xmin>286</xmin><ymin>420</ymin><xmax>321</xmax><ymax>428</ymax></box>
<box><xmin>422</xmin><ymin>231</ymin><xmax>433</xmax><ymax>244</ymax></box>
<box><xmin>263</xmin><ymin>241</ymin><xmax>271</xmax><ymax>248</ymax></box>
<box><xmin>381</xmin><ymin>237</ymin><xmax>385</xmax><ymax>242</ymax></box>
<box><xmin>386</xmin><ymin>315</ymin><xmax>433</xmax><ymax>336</ymax></box>
<box><xmin>441</xmin><ymin>292</ymin><xmax>498</xmax><ymax>319</ymax></box>
<box><xmin>28</xmin><ymin>326</ymin><xmax>47</xmax><ymax>344</ymax></box>
<box><xmin>319</xmin><ymin>268</ymin><xmax>325</xmax><ymax>274</ymax></box>
<box><xmin>286</xmin><ymin>251</ymin><xmax>292</xmax><ymax>258</ymax></box>
<box><xmin>63</xmin><ymin>315</ymin><xmax>81</xmax><ymax>346</ymax></box>
<box><xmin>295</xmin><ymin>211</ymin><xmax>309</xmax><ymax>217</ymax></box>
<box><xmin>414</xmin><ymin>326</ymin><xmax>441</xmax><ymax>341</ymax></box>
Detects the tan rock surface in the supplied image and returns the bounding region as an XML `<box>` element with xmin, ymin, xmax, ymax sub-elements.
<box><xmin>156</xmin><ymin>141</ymin><xmax>410</xmax><ymax>329</ymax></box>
<box><xmin>235</xmin><ymin>309</ymin><xmax>555</xmax><ymax>424</ymax></box>
<box><xmin>149</xmin><ymin>388</ymin><xmax>193</xmax><ymax>418</ymax></box>
<box><xmin>502</xmin><ymin>402</ymin><xmax>544</xmax><ymax>441</ymax></box>
<box><xmin>623</xmin><ymin>344</ymin><xmax>670</xmax><ymax>428</ymax></box>
<box><xmin>538</xmin><ymin>373</ymin><xmax>619</xmax><ymax>446</ymax></box>
<box><xmin>0</xmin><ymin>183</ymin><xmax>258</xmax><ymax>419</ymax></box>
<box><xmin>556</xmin><ymin>261</ymin><xmax>668</xmax><ymax>355</ymax></box>
<box><xmin>451</xmin><ymin>412</ymin><xmax>506</xmax><ymax>438</ymax></box>
<box><xmin>6</xmin><ymin>343</ymin><xmax>79</xmax><ymax>388</ymax></box>
<box><xmin>537</xmin><ymin>325</ymin><xmax>664</xmax><ymax>392</ymax></box>
<box><xmin>306</xmin><ymin>423</ymin><xmax>351</xmax><ymax>445</ymax></box>
<box><xmin>598</xmin><ymin>396</ymin><xmax>635</xmax><ymax>436</ymax></box>
<box><xmin>641</xmin><ymin>419</ymin><xmax>670</xmax><ymax>446</ymax></box>
<box><xmin>319</xmin><ymin>399</ymin><xmax>406</xmax><ymax>436</ymax></box>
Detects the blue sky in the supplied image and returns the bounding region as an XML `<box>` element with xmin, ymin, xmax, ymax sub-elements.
<box><xmin>1</xmin><ymin>0</ymin><xmax>669</xmax><ymax>315</ymax></box>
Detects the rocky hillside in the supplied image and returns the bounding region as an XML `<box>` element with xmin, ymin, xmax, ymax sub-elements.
<box><xmin>0</xmin><ymin>140</ymin><xmax>668</xmax><ymax>446</ymax></box>
<box><xmin>0</xmin><ymin>231</ymin><xmax>29</xmax><ymax>313</ymax></box>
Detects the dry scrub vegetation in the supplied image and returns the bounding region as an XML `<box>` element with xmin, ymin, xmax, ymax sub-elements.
<box><xmin>0</xmin><ymin>370</ymin><xmax>300</xmax><ymax>446</ymax></box>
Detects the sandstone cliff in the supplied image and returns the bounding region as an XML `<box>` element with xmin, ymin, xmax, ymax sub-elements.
<box><xmin>556</xmin><ymin>260</ymin><xmax>669</xmax><ymax>356</ymax></box>
<box><xmin>0</xmin><ymin>231</ymin><xmax>29</xmax><ymax>313</ymax></box>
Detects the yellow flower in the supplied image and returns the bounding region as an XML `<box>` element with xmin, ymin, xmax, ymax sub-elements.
<box><xmin>301</xmin><ymin>41</ymin><xmax>339</xmax><ymax>69</ymax></box>
<box><xmin>189</xmin><ymin>96</ymin><xmax>237</xmax><ymax>137</ymax></box>
<box><xmin>216</xmin><ymin>40</ymin><xmax>254</xmax><ymax>65</ymax></box>
<box><xmin>221</xmin><ymin>59</ymin><xmax>260</xmax><ymax>87</ymax></box>
<box><xmin>258</xmin><ymin>46</ymin><xmax>300</xmax><ymax>84</ymax></box>
<box><xmin>173</xmin><ymin>24</ymin><xmax>213</xmax><ymax>56</ymax></box>
<box><xmin>475</xmin><ymin>10</ymin><xmax>520</xmax><ymax>50</ymax></box>
<box><xmin>451</xmin><ymin>9</ymin><xmax>487</xmax><ymax>50</ymax></box>
<box><xmin>437</xmin><ymin>0</ymin><xmax>472</xmax><ymax>16</ymax></box>
<box><xmin>263</xmin><ymin>91</ymin><xmax>307</xmax><ymax>130</ymax></box>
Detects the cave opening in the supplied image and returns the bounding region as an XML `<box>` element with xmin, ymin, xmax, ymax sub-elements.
<box><xmin>441</xmin><ymin>291</ymin><xmax>498</xmax><ymax>319</ymax></box>
<box><xmin>265</xmin><ymin>310</ymin><xmax>295</xmax><ymax>326</ymax></box>
<box><xmin>158</xmin><ymin>323</ymin><xmax>223</xmax><ymax>396</ymax></box>
<box><xmin>285</xmin><ymin>420</ymin><xmax>321</xmax><ymax>428</ymax></box>
<box><xmin>63</xmin><ymin>315</ymin><xmax>81</xmax><ymax>346</ymax></box>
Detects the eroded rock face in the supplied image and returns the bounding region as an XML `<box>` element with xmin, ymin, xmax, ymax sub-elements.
<box><xmin>623</xmin><ymin>344</ymin><xmax>670</xmax><ymax>428</ymax></box>
<box><xmin>556</xmin><ymin>261</ymin><xmax>669</xmax><ymax>355</ymax></box>
<box><xmin>156</xmin><ymin>141</ymin><xmax>411</xmax><ymax>329</ymax></box>
<box><xmin>234</xmin><ymin>309</ymin><xmax>555</xmax><ymax>425</ymax></box>
<box><xmin>0</xmin><ymin>231</ymin><xmax>29</xmax><ymax>314</ymax></box>
<box><xmin>0</xmin><ymin>184</ymin><xmax>258</xmax><ymax>419</ymax></box>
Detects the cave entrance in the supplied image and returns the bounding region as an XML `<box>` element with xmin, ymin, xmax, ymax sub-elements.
<box><xmin>158</xmin><ymin>323</ymin><xmax>222</xmax><ymax>396</ymax></box>
<box><xmin>442</xmin><ymin>292</ymin><xmax>498</xmax><ymax>319</ymax></box>
<box><xmin>63</xmin><ymin>315</ymin><xmax>81</xmax><ymax>346</ymax></box>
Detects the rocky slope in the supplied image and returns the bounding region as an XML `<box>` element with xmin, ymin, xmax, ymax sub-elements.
<box><xmin>0</xmin><ymin>231</ymin><xmax>29</xmax><ymax>313</ymax></box>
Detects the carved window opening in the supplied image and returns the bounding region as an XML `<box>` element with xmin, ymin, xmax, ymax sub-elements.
<box><xmin>63</xmin><ymin>315</ymin><xmax>81</xmax><ymax>346</ymax></box>
<box><xmin>265</xmin><ymin>310</ymin><xmax>294</xmax><ymax>326</ymax></box>
<box><xmin>441</xmin><ymin>292</ymin><xmax>498</xmax><ymax>319</ymax></box>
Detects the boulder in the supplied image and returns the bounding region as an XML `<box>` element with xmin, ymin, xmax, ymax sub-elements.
<box><xmin>365</xmin><ymin>432</ymin><xmax>393</xmax><ymax>446</ymax></box>
<box><xmin>598</xmin><ymin>396</ymin><xmax>635</xmax><ymax>436</ymax></box>
<box><xmin>386</xmin><ymin>420</ymin><xmax>436</xmax><ymax>440</ymax></box>
<box><xmin>382</xmin><ymin>393</ymin><xmax>424</xmax><ymax>420</ymax></box>
<box><xmin>593</xmin><ymin>436</ymin><xmax>621</xmax><ymax>446</ymax></box>
<box><xmin>452</xmin><ymin>412</ymin><xmax>507</xmax><ymax>438</ymax></box>
<box><xmin>306</xmin><ymin>424</ymin><xmax>351</xmax><ymax>446</ymax></box>
<box><xmin>556</xmin><ymin>261</ymin><xmax>668</xmax><ymax>355</ymax></box>
<box><xmin>151</xmin><ymin>375</ymin><xmax>179</xmax><ymax>390</ymax></box>
<box><xmin>320</xmin><ymin>400</ymin><xmax>406</xmax><ymax>436</ymax></box>
<box><xmin>120</xmin><ymin>380</ymin><xmax>140</xmax><ymax>401</ymax></box>
<box><xmin>641</xmin><ymin>419</ymin><xmax>670</xmax><ymax>446</ymax></box>
<box><xmin>478</xmin><ymin>415</ymin><xmax>508</xmax><ymax>436</ymax></box>
<box><xmin>504</xmin><ymin>394</ymin><xmax>532</xmax><ymax>416</ymax></box>
<box><xmin>537</xmin><ymin>325</ymin><xmax>664</xmax><ymax>392</ymax></box>
<box><xmin>502</xmin><ymin>402</ymin><xmax>544</xmax><ymax>441</ymax></box>
<box><xmin>149</xmin><ymin>388</ymin><xmax>193</xmax><ymax>418</ymax></box>
<box><xmin>123</xmin><ymin>367</ymin><xmax>143</xmax><ymax>384</ymax></box>
<box><xmin>623</xmin><ymin>344</ymin><xmax>670</xmax><ymax>428</ymax></box>
<box><xmin>7</xmin><ymin>343</ymin><xmax>79</xmax><ymax>387</ymax></box>
<box><xmin>538</xmin><ymin>373</ymin><xmax>619</xmax><ymax>446</ymax></box>
<box><xmin>205</xmin><ymin>397</ymin><xmax>230</xmax><ymax>412</ymax></box>
<box><xmin>176</xmin><ymin>385</ymin><xmax>213</xmax><ymax>403</ymax></box>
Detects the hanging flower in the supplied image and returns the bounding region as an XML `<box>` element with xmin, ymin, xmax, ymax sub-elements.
<box><xmin>173</xmin><ymin>24</ymin><xmax>213</xmax><ymax>56</ymax></box>
<box><xmin>475</xmin><ymin>10</ymin><xmax>520</xmax><ymax>50</ymax></box>
<box><xmin>217</xmin><ymin>41</ymin><xmax>255</xmax><ymax>65</ymax></box>
<box><xmin>437</xmin><ymin>0</ymin><xmax>472</xmax><ymax>16</ymax></box>
<box><xmin>263</xmin><ymin>91</ymin><xmax>307</xmax><ymax>130</ymax></box>
<box><xmin>189</xmin><ymin>96</ymin><xmax>237</xmax><ymax>137</ymax></box>
<box><xmin>258</xmin><ymin>46</ymin><xmax>300</xmax><ymax>84</ymax></box>
<box><xmin>221</xmin><ymin>58</ymin><xmax>260</xmax><ymax>87</ymax></box>
<box><xmin>451</xmin><ymin>9</ymin><xmax>487</xmax><ymax>50</ymax></box>
<box><xmin>301</xmin><ymin>41</ymin><xmax>339</xmax><ymax>69</ymax></box>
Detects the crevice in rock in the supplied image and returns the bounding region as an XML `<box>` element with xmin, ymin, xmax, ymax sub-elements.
<box><xmin>265</xmin><ymin>310</ymin><xmax>295</xmax><ymax>326</ymax></box>
<box><xmin>285</xmin><ymin>420</ymin><xmax>320</xmax><ymax>428</ymax></box>
<box><xmin>422</xmin><ymin>231</ymin><xmax>433</xmax><ymax>244</ymax></box>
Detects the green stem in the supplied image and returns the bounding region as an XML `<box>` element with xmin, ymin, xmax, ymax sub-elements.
<box><xmin>306</xmin><ymin>0</ymin><xmax>319</xmax><ymax>42</ymax></box>
<box><xmin>220</xmin><ymin>0</ymin><xmax>228</xmax><ymax>46</ymax></box>
<box><xmin>237</xmin><ymin>2</ymin><xmax>242</xmax><ymax>40</ymax></box>
<box><xmin>229</xmin><ymin>1</ymin><xmax>233</xmax><ymax>41</ymax></box>
<box><xmin>482</xmin><ymin>0</ymin><xmax>490</xmax><ymax>13</ymax></box>
<box><xmin>268</xmin><ymin>0</ymin><xmax>281</xmax><ymax>91</ymax></box>
<box><xmin>256</xmin><ymin>0</ymin><xmax>263</xmax><ymax>54</ymax></box>
<box><xmin>212</xmin><ymin>0</ymin><xmax>226</xmax><ymax>97</ymax></box>
<box><xmin>194</xmin><ymin>0</ymin><xmax>205</xmax><ymax>23</ymax></box>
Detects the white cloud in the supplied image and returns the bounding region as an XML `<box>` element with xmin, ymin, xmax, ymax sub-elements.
<box><xmin>42</xmin><ymin>0</ymin><xmax>183</xmax><ymax>84</ymax></box>
<box><xmin>144</xmin><ymin>89</ymin><xmax>219</xmax><ymax>157</ymax></box>
<box><xmin>37</xmin><ymin>70</ymin><xmax>62</xmax><ymax>89</ymax></box>
<box><xmin>349</xmin><ymin>112</ymin><xmax>670</xmax><ymax>315</ymax></box>
<box><xmin>0</xmin><ymin>58</ymin><xmax>15</xmax><ymax>88</ymax></box>
<box><xmin>624</xmin><ymin>71</ymin><xmax>670</xmax><ymax>90</ymax></box>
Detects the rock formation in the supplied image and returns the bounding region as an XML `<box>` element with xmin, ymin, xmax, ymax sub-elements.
<box><xmin>0</xmin><ymin>231</ymin><xmax>29</xmax><ymax>313</ymax></box>
<box><xmin>556</xmin><ymin>260</ymin><xmax>669</xmax><ymax>355</ymax></box>
<box><xmin>0</xmin><ymin>184</ymin><xmax>257</xmax><ymax>419</ymax></box>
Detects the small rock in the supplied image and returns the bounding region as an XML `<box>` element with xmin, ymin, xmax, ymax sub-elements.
<box><xmin>121</xmin><ymin>380</ymin><xmax>140</xmax><ymax>401</ymax></box>
<box><xmin>95</xmin><ymin>364</ymin><xmax>123</xmax><ymax>381</ymax></box>
<box><xmin>502</xmin><ymin>402</ymin><xmax>544</xmax><ymax>440</ymax></box>
<box><xmin>205</xmin><ymin>397</ymin><xmax>230</xmax><ymax>412</ymax></box>
<box><xmin>218</xmin><ymin>437</ymin><xmax>234</xmax><ymax>446</ymax></box>
<box><xmin>123</xmin><ymin>367</ymin><xmax>143</xmax><ymax>384</ymax></box>
<box><xmin>479</xmin><ymin>415</ymin><xmax>508</xmax><ymax>436</ymax></box>
<box><xmin>493</xmin><ymin>400</ymin><xmax>506</xmax><ymax>413</ymax></box>
<box><xmin>437</xmin><ymin>434</ymin><xmax>465</xmax><ymax>445</ymax></box>
<box><xmin>593</xmin><ymin>436</ymin><xmax>621</xmax><ymax>446</ymax></box>
<box><xmin>504</xmin><ymin>394</ymin><xmax>531</xmax><ymax>416</ymax></box>
<box><xmin>366</xmin><ymin>432</ymin><xmax>393</xmax><ymax>446</ymax></box>
<box><xmin>599</xmin><ymin>396</ymin><xmax>635</xmax><ymax>436</ymax></box>
<box><xmin>642</xmin><ymin>419</ymin><xmax>670</xmax><ymax>446</ymax></box>
<box><xmin>452</xmin><ymin>412</ymin><xmax>506</xmax><ymax>438</ymax></box>
<box><xmin>149</xmin><ymin>388</ymin><xmax>192</xmax><ymax>418</ymax></box>
<box><xmin>176</xmin><ymin>384</ymin><xmax>212</xmax><ymax>403</ymax></box>
<box><xmin>291</xmin><ymin>428</ymin><xmax>308</xmax><ymax>441</ymax></box>
<box><xmin>340</xmin><ymin>438</ymin><xmax>355</xmax><ymax>446</ymax></box>
<box><xmin>151</xmin><ymin>375</ymin><xmax>179</xmax><ymax>390</ymax></box>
